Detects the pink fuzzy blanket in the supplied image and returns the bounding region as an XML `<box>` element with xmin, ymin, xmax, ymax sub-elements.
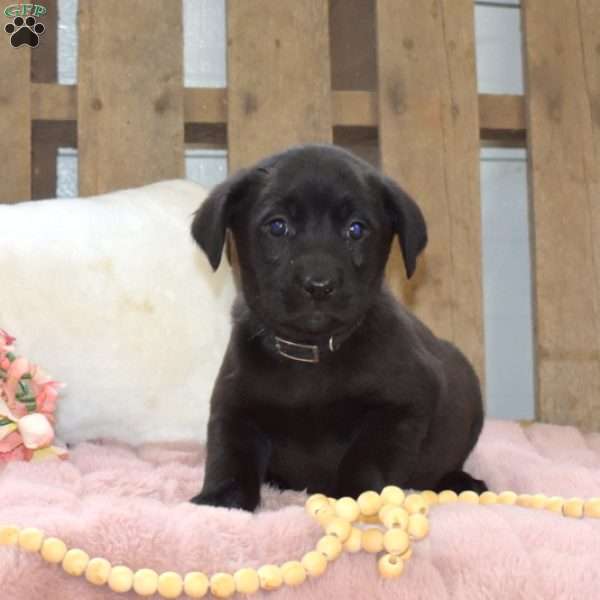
<box><xmin>1</xmin><ymin>419</ymin><xmax>599</xmax><ymax>600</ymax></box>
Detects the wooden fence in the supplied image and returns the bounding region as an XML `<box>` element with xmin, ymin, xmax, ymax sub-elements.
<box><xmin>0</xmin><ymin>0</ymin><xmax>599</xmax><ymax>431</ymax></box>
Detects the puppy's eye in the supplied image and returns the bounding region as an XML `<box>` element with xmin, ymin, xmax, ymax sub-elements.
<box><xmin>268</xmin><ymin>219</ymin><xmax>288</xmax><ymax>237</ymax></box>
<box><xmin>347</xmin><ymin>222</ymin><xmax>365</xmax><ymax>240</ymax></box>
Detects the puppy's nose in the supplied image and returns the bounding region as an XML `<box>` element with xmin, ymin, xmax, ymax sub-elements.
<box><xmin>303</xmin><ymin>277</ymin><xmax>335</xmax><ymax>299</ymax></box>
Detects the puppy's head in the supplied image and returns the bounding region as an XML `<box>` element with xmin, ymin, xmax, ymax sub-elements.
<box><xmin>191</xmin><ymin>145</ymin><xmax>426</xmax><ymax>340</ymax></box>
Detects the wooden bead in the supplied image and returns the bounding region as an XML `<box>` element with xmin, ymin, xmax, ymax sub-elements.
<box><xmin>306</xmin><ymin>494</ymin><xmax>329</xmax><ymax>516</ymax></box>
<box><xmin>437</xmin><ymin>490</ymin><xmax>458</xmax><ymax>504</ymax></box>
<box><xmin>343</xmin><ymin>527</ymin><xmax>363</xmax><ymax>553</ymax></box>
<box><xmin>497</xmin><ymin>491</ymin><xmax>517</xmax><ymax>505</ymax></box>
<box><xmin>0</xmin><ymin>525</ymin><xmax>20</xmax><ymax>546</ymax></box>
<box><xmin>281</xmin><ymin>561</ymin><xmax>306</xmax><ymax>586</ymax></box>
<box><xmin>183</xmin><ymin>572</ymin><xmax>209</xmax><ymax>598</ymax></box>
<box><xmin>62</xmin><ymin>548</ymin><xmax>90</xmax><ymax>577</ymax></box>
<box><xmin>108</xmin><ymin>565</ymin><xmax>134</xmax><ymax>593</ymax></box>
<box><xmin>399</xmin><ymin>546</ymin><xmax>413</xmax><ymax>561</ymax></box>
<box><xmin>301</xmin><ymin>550</ymin><xmax>328</xmax><ymax>577</ymax></box>
<box><xmin>383</xmin><ymin>528</ymin><xmax>410</xmax><ymax>555</ymax></box>
<box><xmin>314</xmin><ymin>506</ymin><xmax>336</xmax><ymax>527</ymax></box>
<box><xmin>133</xmin><ymin>568</ymin><xmax>159</xmax><ymax>597</ymax></box>
<box><xmin>378</xmin><ymin>554</ymin><xmax>405</xmax><ymax>579</ymax></box>
<box><xmin>408</xmin><ymin>513</ymin><xmax>430</xmax><ymax>540</ymax></box>
<box><xmin>357</xmin><ymin>491</ymin><xmax>382</xmax><ymax>516</ymax></box>
<box><xmin>380</xmin><ymin>486</ymin><xmax>405</xmax><ymax>506</ymax></box>
<box><xmin>479</xmin><ymin>491</ymin><xmax>498</xmax><ymax>505</ymax></box>
<box><xmin>85</xmin><ymin>557</ymin><xmax>112</xmax><ymax>586</ymax></box>
<box><xmin>458</xmin><ymin>491</ymin><xmax>480</xmax><ymax>504</ymax></box>
<box><xmin>382</xmin><ymin>507</ymin><xmax>409</xmax><ymax>530</ymax></box>
<box><xmin>531</xmin><ymin>494</ymin><xmax>548</xmax><ymax>509</ymax></box>
<box><xmin>158</xmin><ymin>571</ymin><xmax>183</xmax><ymax>599</ymax></box>
<box><xmin>316</xmin><ymin>534</ymin><xmax>343</xmax><ymax>561</ymax></box>
<box><xmin>404</xmin><ymin>494</ymin><xmax>429</xmax><ymax>515</ymax></box>
<box><xmin>563</xmin><ymin>497</ymin><xmax>584</xmax><ymax>518</ymax></box>
<box><xmin>18</xmin><ymin>527</ymin><xmax>44</xmax><ymax>552</ymax></box>
<box><xmin>517</xmin><ymin>494</ymin><xmax>533</xmax><ymax>508</ymax></box>
<box><xmin>40</xmin><ymin>537</ymin><xmax>67</xmax><ymax>564</ymax></box>
<box><xmin>209</xmin><ymin>573</ymin><xmax>235</xmax><ymax>599</ymax></box>
<box><xmin>584</xmin><ymin>498</ymin><xmax>600</xmax><ymax>518</ymax></box>
<box><xmin>325</xmin><ymin>517</ymin><xmax>352</xmax><ymax>542</ymax></box>
<box><xmin>420</xmin><ymin>490</ymin><xmax>438</xmax><ymax>506</ymax></box>
<box><xmin>545</xmin><ymin>496</ymin><xmax>564</xmax><ymax>514</ymax></box>
<box><xmin>361</xmin><ymin>528</ymin><xmax>384</xmax><ymax>553</ymax></box>
<box><xmin>335</xmin><ymin>497</ymin><xmax>360</xmax><ymax>522</ymax></box>
<box><xmin>257</xmin><ymin>565</ymin><xmax>283</xmax><ymax>590</ymax></box>
<box><xmin>233</xmin><ymin>568</ymin><xmax>259</xmax><ymax>595</ymax></box>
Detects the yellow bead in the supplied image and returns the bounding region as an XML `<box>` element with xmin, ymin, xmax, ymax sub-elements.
<box><xmin>183</xmin><ymin>572</ymin><xmax>209</xmax><ymax>598</ymax></box>
<box><xmin>584</xmin><ymin>498</ymin><xmax>600</xmax><ymax>518</ymax></box>
<box><xmin>18</xmin><ymin>527</ymin><xmax>44</xmax><ymax>552</ymax></box>
<box><xmin>343</xmin><ymin>527</ymin><xmax>363</xmax><ymax>553</ymax></box>
<box><xmin>382</xmin><ymin>507</ymin><xmax>409</xmax><ymax>530</ymax></box>
<box><xmin>378</xmin><ymin>554</ymin><xmax>405</xmax><ymax>579</ymax></box>
<box><xmin>399</xmin><ymin>546</ymin><xmax>413</xmax><ymax>561</ymax></box>
<box><xmin>325</xmin><ymin>517</ymin><xmax>352</xmax><ymax>542</ymax></box>
<box><xmin>458</xmin><ymin>491</ymin><xmax>480</xmax><ymax>504</ymax></box>
<box><xmin>361</xmin><ymin>528</ymin><xmax>384</xmax><ymax>553</ymax></box>
<box><xmin>516</xmin><ymin>494</ymin><xmax>533</xmax><ymax>508</ymax></box>
<box><xmin>301</xmin><ymin>550</ymin><xmax>328</xmax><ymax>577</ymax></box>
<box><xmin>357</xmin><ymin>491</ymin><xmax>382</xmax><ymax>516</ymax></box>
<box><xmin>62</xmin><ymin>549</ymin><xmax>90</xmax><ymax>577</ymax></box>
<box><xmin>479</xmin><ymin>491</ymin><xmax>498</xmax><ymax>505</ymax></box>
<box><xmin>408</xmin><ymin>513</ymin><xmax>430</xmax><ymax>540</ymax></box>
<box><xmin>383</xmin><ymin>528</ymin><xmax>410</xmax><ymax>555</ymax></box>
<box><xmin>306</xmin><ymin>494</ymin><xmax>329</xmax><ymax>516</ymax></box>
<box><xmin>257</xmin><ymin>565</ymin><xmax>283</xmax><ymax>590</ymax></box>
<box><xmin>563</xmin><ymin>497</ymin><xmax>584</xmax><ymax>519</ymax></box>
<box><xmin>40</xmin><ymin>537</ymin><xmax>67</xmax><ymax>564</ymax></box>
<box><xmin>359</xmin><ymin>513</ymin><xmax>381</xmax><ymax>524</ymax></box>
<box><xmin>281</xmin><ymin>561</ymin><xmax>306</xmax><ymax>586</ymax></box>
<box><xmin>108</xmin><ymin>565</ymin><xmax>134</xmax><ymax>593</ymax></box>
<box><xmin>380</xmin><ymin>486</ymin><xmax>405</xmax><ymax>506</ymax></box>
<box><xmin>316</xmin><ymin>534</ymin><xmax>343</xmax><ymax>561</ymax></box>
<box><xmin>85</xmin><ymin>558</ymin><xmax>112</xmax><ymax>586</ymax></box>
<box><xmin>421</xmin><ymin>490</ymin><xmax>438</xmax><ymax>506</ymax></box>
<box><xmin>531</xmin><ymin>494</ymin><xmax>547</xmax><ymax>509</ymax></box>
<box><xmin>404</xmin><ymin>493</ymin><xmax>429</xmax><ymax>515</ymax></box>
<box><xmin>497</xmin><ymin>491</ymin><xmax>517</xmax><ymax>505</ymax></box>
<box><xmin>209</xmin><ymin>573</ymin><xmax>235</xmax><ymax>598</ymax></box>
<box><xmin>335</xmin><ymin>497</ymin><xmax>360</xmax><ymax>522</ymax></box>
<box><xmin>314</xmin><ymin>506</ymin><xmax>336</xmax><ymax>527</ymax></box>
<box><xmin>133</xmin><ymin>568</ymin><xmax>159</xmax><ymax>597</ymax></box>
<box><xmin>0</xmin><ymin>525</ymin><xmax>20</xmax><ymax>546</ymax></box>
<box><xmin>233</xmin><ymin>568</ymin><xmax>259</xmax><ymax>595</ymax></box>
<box><xmin>158</xmin><ymin>571</ymin><xmax>183</xmax><ymax>599</ymax></box>
<box><xmin>437</xmin><ymin>490</ymin><xmax>458</xmax><ymax>504</ymax></box>
<box><xmin>545</xmin><ymin>496</ymin><xmax>564</xmax><ymax>514</ymax></box>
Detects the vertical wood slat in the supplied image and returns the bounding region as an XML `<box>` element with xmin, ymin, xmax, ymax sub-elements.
<box><xmin>77</xmin><ymin>0</ymin><xmax>184</xmax><ymax>197</ymax></box>
<box><xmin>0</xmin><ymin>40</ymin><xmax>30</xmax><ymax>203</ymax></box>
<box><xmin>523</xmin><ymin>0</ymin><xmax>600</xmax><ymax>431</ymax></box>
<box><xmin>226</xmin><ymin>0</ymin><xmax>332</xmax><ymax>172</ymax></box>
<box><xmin>376</xmin><ymin>0</ymin><xmax>484</xmax><ymax>381</ymax></box>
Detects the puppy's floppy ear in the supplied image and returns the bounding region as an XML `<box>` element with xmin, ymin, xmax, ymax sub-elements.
<box><xmin>376</xmin><ymin>175</ymin><xmax>428</xmax><ymax>279</ymax></box>
<box><xmin>191</xmin><ymin>168</ymin><xmax>254</xmax><ymax>271</ymax></box>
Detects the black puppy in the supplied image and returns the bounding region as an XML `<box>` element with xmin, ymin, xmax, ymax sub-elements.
<box><xmin>190</xmin><ymin>144</ymin><xmax>485</xmax><ymax>511</ymax></box>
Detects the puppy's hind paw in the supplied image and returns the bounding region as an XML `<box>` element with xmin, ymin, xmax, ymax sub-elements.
<box><xmin>189</xmin><ymin>481</ymin><xmax>259</xmax><ymax>512</ymax></box>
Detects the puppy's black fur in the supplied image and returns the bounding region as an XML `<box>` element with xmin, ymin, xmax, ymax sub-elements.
<box><xmin>190</xmin><ymin>144</ymin><xmax>486</xmax><ymax>511</ymax></box>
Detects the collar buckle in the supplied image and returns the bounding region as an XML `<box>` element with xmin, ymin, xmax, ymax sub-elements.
<box><xmin>274</xmin><ymin>337</ymin><xmax>320</xmax><ymax>363</ymax></box>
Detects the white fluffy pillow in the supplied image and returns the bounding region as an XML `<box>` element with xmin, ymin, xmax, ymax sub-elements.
<box><xmin>0</xmin><ymin>180</ymin><xmax>235</xmax><ymax>445</ymax></box>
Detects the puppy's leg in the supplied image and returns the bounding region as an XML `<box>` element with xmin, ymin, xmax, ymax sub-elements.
<box><xmin>190</xmin><ymin>418</ymin><xmax>271</xmax><ymax>511</ymax></box>
<box><xmin>434</xmin><ymin>470</ymin><xmax>487</xmax><ymax>494</ymax></box>
<box><xmin>335</xmin><ymin>410</ymin><xmax>428</xmax><ymax>499</ymax></box>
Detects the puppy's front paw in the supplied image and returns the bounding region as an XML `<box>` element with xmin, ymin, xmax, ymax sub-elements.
<box><xmin>189</xmin><ymin>480</ymin><xmax>258</xmax><ymax>511</ymax></box>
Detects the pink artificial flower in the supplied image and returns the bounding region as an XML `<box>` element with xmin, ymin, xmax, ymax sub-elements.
<box><xmin>18</xmin><ymin>413</ymin><xmax>55</xmax><ymax>449</ymax></box>
<box><xmin>34</xmin><ymin>382</ymin><xmax>60</xmax><ymax>416</ymax></box>
<box><xmin>0</xmin><ymin>430</ymin><xmax>23</xmax><ymax>453</ymax></box>
<box><xmin>0</xmin><ymin>329</ymin><xmax>16</xmax><ymax>349</ymax></box>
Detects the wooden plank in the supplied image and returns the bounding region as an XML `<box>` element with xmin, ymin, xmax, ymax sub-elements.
<box><xmin>0</xmin><ymin>37</ymin><xmax>30</xmax><ymax>203</ymax></box>
<box><xmin>523</xmin><ymin>0</ymin><xmax>600</xmax><ymax>431</ymax></box>
<box><xmin>226</xmin><ymin>0</ymin><xmax>332</xmax><ymax>171</ymax></box>
<box><xmin>77</xmin><ymin>0</ymin><xmax>184</xmax><ymax>196</ymax></box>
<box><xmin>376</xmin><ymin>0</ymin><xmax>484</xmax><ymax>381</ymax></box>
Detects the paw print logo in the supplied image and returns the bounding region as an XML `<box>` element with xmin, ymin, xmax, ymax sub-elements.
<box><xmin>4</xmin><ymin>15</ymin><xmax>45</xmax><ymax>48</ymax></box>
